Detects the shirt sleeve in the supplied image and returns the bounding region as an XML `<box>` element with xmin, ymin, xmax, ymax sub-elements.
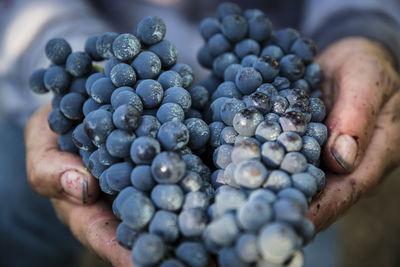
<box><xmin>300</xmin><ymin>0</ymin><xmax>400</xmax><ymax>71</ymax></box>
<box><xmin>0</xmin><ymin>0</ymin><xmax>111</xmax><ymax>125</ymax></box>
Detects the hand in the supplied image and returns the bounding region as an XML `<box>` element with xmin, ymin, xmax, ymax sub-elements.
<box><xmin>25</xmin><ymin>105</ymin><xmax>131</xmax><ymax>266</ymax></box>
<box><xmin>307</xmin><ymin>37</ymin><xmax>400</xmax><ymax>232</ymax></box>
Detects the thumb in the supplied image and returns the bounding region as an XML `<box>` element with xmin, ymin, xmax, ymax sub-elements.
<box><xmin>25</xmin><ymin>105</ymin><xmax>99</xmax><ymax>204</ymax></box>
<box><xmin>319</xmin><ymin>52</ymin><xmax>396</xmax><ymax>173</ymax></box>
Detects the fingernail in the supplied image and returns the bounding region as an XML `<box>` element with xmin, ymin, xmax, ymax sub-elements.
<box><xmin>331</xmin><ymin>134</ymin><xmax>358</xmax><ymax>171</ymax></box>
<box><xmin>61</xmin><ymin>171</ymin><xmax>86</xmax><ymax>202</ymax></box>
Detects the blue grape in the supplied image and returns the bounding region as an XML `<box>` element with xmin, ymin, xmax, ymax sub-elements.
<box><xmin>136</xmin><ymin>16</ymin><xmax>166</xmax><ymax>45</ymax></box>
<box><xmin>84</xmin><ymin>109</ymin><xmax>114</xmax><ymax>143</ymax></box>
<box><xmin>272</xmin><ymin>76</ymin><xmax>291</xmax><ymax>90</ymax></box>
<box><xmin>99</xmin><ymin>170</ymin><xmax>118</xmax><ymax>195</ymax></box>
<box><xmin>120</xmin><ymin>189</ymin><xmax>155</xmax><ymax>229</ymax></box>
<box><xmin>234</xmin><ymin>38</ymin><xmax>261</xmax><ymax>59</ymax></box>
<box><xmin>149</xmin><ymin>210</ymin><xmax>179</xmax><ymax>242</ymax></box>
<box><xmin>48</xmin><ymin>107</ymin><xmax>74</xmax><ymax>134</ymax></box>
<box><xmin>306</xmin><ymin>164</ymin><xmax>326</xmax><ymax>192</ymax></box>
<box><xmin>45</xmin><ymin>37</ymin><xmax>71</xmax><ymax>65</ymax></box>
<box><xmin>131</xmin><ymin>51</ymin><xmax>161</xmax><ymax>79</ymax></box>
<box><xmin>179</xmin><ymin>208</ymin><xmax>207</xmax><ymax>237</ymax></box>
<box><xmin>69</xmin><ymin>77</ymin><xmax>87</xmax><ymax>95</ymax></box>
<box><xmin>28</xmin><ymin>69</ymin><xmax>48</xmax><ymax>94</ymax></box>
<box><xmin>253</xmin><ymin>56</ymin><xmax>280</xmax><ymax>82</ymax></box>
<box><xmin>135</xmin><ymin>79</ymin><xmax>163</xmax><ymax>109</ymax></box>
<box><xmin>104</xmin><ymin>57</ymin><xmax>122</xmax><ymax>77</ymax></box>
<box><xmin>208</xmin><ymin>33</ymin><xmax>232</xmax><ymax>57</ymax></box>
<box><xmin>135</xmin><ymin>115</ymin><xmax>161</xmax><ymax>138</ymax></box>
<box><xmin>220</xmin><ymin>126</ymin><xmax>238</xmax><ymax>144</ymax></box>
<box><xmin>212</xmin><ymin>81</ymin><xmax>242</xmax><ymax>101</ymax></box>
<box><xmin>157</xmin><ymin>121</ymin><xmax>189</xmax><ymax>151</ymax></box>
<box><xmin>66</xmin><ymin>51</ymin><xmax>92</xmax><ymax>77</ymax></box>
<box><xmin>84</xmin><ymin>34</ymin><xmax>102</xmax><ymax>61</ymax></box>
<box><xmin>277</xmin><ymin>188</ymin><xmax>308</xmax><ymax>213</ymax></box>
<box><xmin>176</xmin><ymin>242</ymin><xmax>209</xmax><ymax>267</ymax></box>
<box><xmin>214</xmin><ymin>188</ymin><xmax>246</xmax><ymax>215</ymax></box>
<box><xmin>183</xmin><ymin>191</ymin><xmax>209</xmax><ymax>210</ymax></box>
<box><xmin>116</xmin><ymin>222</ymin><xmax>139</xmax><ymax>250</ymax></box>
<box><xmin>151</xmin><ymin>184</ymin><xmax>184</xmax><ymax>211</ymax></box>
<box><xmin>290</xmin><ymin>37</ymin><xmax>317</xmax><ymax>63</ymax></box>
<box><xmin>295</xmin><ymin>219</ymin><xmax>315</xmax><ymax>246</ymax></box>
<box><xmin>130</xmin><ymin>136</ymin><xmax>160</xmax><ymax>164</ymax></box>
<box><xmin>261</xmin><ymin>45</ymin><xmax>284</xmax><ymax>60</ymax></box>
<box><xmin>237</xmin><ymin>198</ymin><xmax>272</xmax><ymax>231</ymax></box>
<box><xmin>213</xmin><ymin>52</ymin><xmax>239</xmax><ymax>78</ymax></box>
<box><xmin>111</xmin><ymin>90</ymin><xmax>143</xmax><ymax>112</ymax></box>
<box><xmin>218</xmin><ymin>247</ymin><xmax>250</xmax><ymax>267</ymax></box>
<box><xmin>162</xmin><ymin>86</ymin><xmax>191</xmax><ymax>111</ymax></box>
<box><xmin>112</xmin><ymin>104</ymin><xmax>141</xmax><ymax>132</ymax></box>
<box><xmin>98</xmin><ymin>144</ymin><xmax>119</xmax><ymax>166</ymax></box>
<box><xmin>131</xmin><ymin>234</ymin><xmax>164</xmax><ymax>265</ymax></box>
<box><xmin>110</xmin><ymin>63</ymin><xmax>137</xmax><ymax>87</ymax></box>
<box><xmin>112</xmin><ymin>33</ymin><xmax>141</xmax><ymax>62</ymax></box>
<box><xmin>263</xmin><ymin>170</ymin><xmax>292</xmax><ymax>192</ymax></box>
<box><xmin>130</xmin><ymin>165</ymin><xmax>155</xmax><ymax>192</ymax></box>
<box><xmin>279</xmin><ymin>111</ymin><xmax>307</xmax><ymax>134</ymax></box>
<box><xmin>156</xmin><ymin>103</ymin><xmax>184</xmax><ymax>123</ymax></box>
<box><xmin>200</xmin><ymin>17</ymin><xmax>221</xmax><ymax>40</ymax></box>
<box><xmin>224</xmin><ymin>63</ymin><xmax>242</xmax><ymax>82</ymax></box>
<box><xmin>234</xmin><ymin>136</ymin><xmax>261</xmax><ymax>147</ymax></box>
<box><xmin>172</xmin><ymin>63</ymin><xmax>194</xmax><ymax>89</ymax></box>
<box><xmin>273</xmin><ymin>198</ymin><xmax>305</xmax><ymax>225</ymax></box>
<box><xmin>291</xmin><ymin>172</ymin><xmax>317</xmax><ymax>197</ymax></box>
<box><xmin>182</xmin><ymin>154</ymin><xmax>210</xmax><ymax>179</ymax></box>
<box><xmin>277</xmin><ymin>131</ymin><xmax>303</xmax><ymax>152</ymax></box>
<box><xmin>261</xmin><ymin>142</ymin><xmax>285</xmax><ymax>168</ymax></box>
<box><xmin>235</xmin><ymin>234</ymin><xmax>259</xmax><ymax>263</ymax></box>
<box><xmin>72</xmin><ymin>123</ymin><xmax>96</xmax><ymax>151</ymax></box>
<box><xmin>234</xmin><ymin>159</ymin><xmax>268</xmax><ymax>189</ymax></box>
<box><xmin>149</xmin><ymin>39</ymin><xmax>178</xmax><ymax>68</ymax></box>
<box><xmin>106</xmin><ymin>162</ymin><xmax>134</xmax><ymax>191</ymax></box>
<box><xmin>160</xmin><ymin>259</ymin><xmax>185</xmax><ymax>267</ymax></box>
<box><xmin>271</xmin><ymin>95</ymin><xmax>289</xmax><ymax>115</ymax></box>
<box><xmin>151</xmin><ymin>151</ymin><xmax>186</xmax><ymax>183</ymax></box>
<box><xmin>221</xmin><ymin>15</ymin><xmax>248</xmax><ymax>42</ymax></box>
<box><xmin>105</xmin><ymin>129</ymin><xmax>136</xmax><ymax>158</ymax></box>
<box><xmin>231</xmin><ymin>139</ymin><xmax>261</xmax><ymax>165</ymax></box>
<box><xmin>204</xmin><ymin>213</ymin><xmax>239</xmax><ymax>246</ymax></box>
<box><xmin>158</xmin><ymin>70</ymin><xmax>183</xmax><ymax>89</ymax></box>
<box><xmin>301</xmin><ymin>136</ymin><xmax>321</xmax><ymax>164</ymax></box>
<box><xmin>235</xmin><ymin>67</ymin><xmax>263</xmax><ymax>95</ymax></box>
<box><xmin>88</xmin><ymin>150</ymin><xmax>107</xmax><ymax>178</ymax></box>
<box><xmin>248</xmin><ymin>14</ymin><xmax>272</xmax><ymax>41</ymax></box>
<box><xmin>248</xmin><ymin>189</ymin><xmax>276</xmax><ymax>204</ymax></box>
<box><xmin>216</xmin><ymin>2</ymin><xmax>241</xmax><ymax>21</ymax></box>
<box><xmin>44</xmin><ymin>66</ymin><xmax>70</xmax><ymax>94</ymax></box>
<box><xmin>272</xmin><ymin>28</ymin><xmax>300</xmax><ymax>53</ymax></box>
<box><xmin>257</xmin><ymin>222</ymin><xmax>298</xmax><ymax>264</ymax></box>
<box><xmin>256</xmin><ymin>83</ymin><xmax>279</xmax><ymax>97</ymax></box>
<box><xmin>223</xmin><ymin>163</ymin><xmax>240</xmax><ymax>188</ymax></box>
<box><xmin>58</xmin><ymin>129</ymin><xmax>78</xmax><ymax>153</ymax></box>
<box><xmin>255</xmin><ymin>120</ymin><xmax>282</xmax><ymax>143</ymax></box>
<box><xmin>59</xmin><ymin>92</ymin><xmax>85</xmax><ymax>120</ymax></box>
<box><xmin>293</xmin><ymin>79</ymin><xmax>311</xmax><ymax>93</ymax></box>
<box><xmin>241</xmin><ymin>54</ymin><xmax>258</xmax><ymax>67</ymax></box>
<box><xmin>211</xmin><ymin>169</ymin><xmax>226</xmax><ymax>188</ymax></box>
<box><xmin>309</xmin><ymin>97</ymin><xmax>326</xmax><ymax>122</ymax></box>
<box><xmin>208</xmin><ymin>121</ymin><xmax>225</xmax><ymax>147</ymax></box>
<box><xmin>90</xmin><ymin>77</ymin><xmax>116</xmax><ymax>104</ymax></box>
<box><xmin>85</xmin><ymin>72</ymin><xmax>104</xmax><ymax>95</ymax></box>
<box><xmin>112</xmin><ymin>186</ymin><xmax>139</xmax><ymax>219</ymax></box>
<box><xmin>305</xmin><ymin>122</ymin><xmax>328</xmax><ymax>146</ymax></box>
<box><xmin>180</xmin><ymin>171</ymin><xmax>204</xmax><ymax>193</ymax></box>
<box><xmin>213</xmin><ymin>144</ymin><xmax>233</xmax><ymax>169</ymax></box>
<box><xmin>279</xmin><ymin>54</ymin><xmax>305</xmax><ymax>81</ymax></box>
<box><xmin>96</xmin><ymin>32</ymin><xmax>118</xmax><ymax>59</ymax></box>
<box><xmin>243</xmin><ymin>91</ymin><xmax>271</xmax><ymax>114</ymax></box>
<box><xmin>233</xmin><ymin>107</ymin><xmax>264</xmax><ymax>137</ymax></box>
<box><xmin>184</xmin><ymin>118</ymin><xmax>210</xmax><ymax>150</ymax></box>
<box><xmin>207</xmin><ymin>97</ymin><xmax>229</xmax><ymax>122</ymax></box>
<box><xmin>280</xmin><ymin>152</ymin><xmax>307</xmax><ymax>174</ymax></box>
<box><xmin>264</xmin><ymin>112</ymin><xmax>280</xmax><ymax>123</ymax></box>
<box><xmin>304</xmin><ymin>63</ymin><xmax>323</xmax><ymax>89</ymax></box>
<box><xmin>188</xmin><ymin>85</ymin><xmax>209</xmax><ymax>110</ymax></box>
<box><xmin>197</xmin><ymin>45</ymin><xmax>214</xmax><ymax>69</ymax></box>
<box><xmin>243</xmin><ymin>9</ymin><xmax>264</xmax><ymax>20</ymax></box>
<box><xmin>82</xmin><ymin>98</ymin><xmax>102</xmax><ymax>116</ymax></box>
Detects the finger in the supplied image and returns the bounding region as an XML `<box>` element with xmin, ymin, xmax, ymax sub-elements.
<box><xmin>51</xmin><ymin>198</ymin><xmax>132</xmax><ymax>267</ymax></box>
<box><xmin>307</xmin><ymin>92</ymin><xmax>400</xmax><ymax>231</ymax></box>
<box><xmin>318</xmin><ymin>48</ymin><xmax>399</xmax><ymax>173</ymax></box>
<box><xmin>25</xmin><ymin>105</ymin><xmax>99</xmax><ymax>204</ymax></box>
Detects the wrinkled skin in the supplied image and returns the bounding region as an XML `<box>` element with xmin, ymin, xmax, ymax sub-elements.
<box><xmin>24</xmin><ymin>37</ymin><xmax>400</xmax><ymax>265</ymax></box>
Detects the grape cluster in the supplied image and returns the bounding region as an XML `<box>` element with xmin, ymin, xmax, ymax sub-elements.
<box><xmin>28</xmin><ymin>2</ymin><xmax>329</xmax><ymax>266</ymax></box>
<box><xmin>194</xmin><ymin>2</ymin><xmax>328</xmax><ymax>266</ymax></box>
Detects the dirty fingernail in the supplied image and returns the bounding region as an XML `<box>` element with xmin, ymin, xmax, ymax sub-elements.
<box><xmin>331</xmin><ymin>134</ymin><xmax>358</xmax><ymax>171</ymax></box>
<box><xmin>61</xmin><ymin>171</ymin><xmax>86</xmax><ymax>202</ymax></box>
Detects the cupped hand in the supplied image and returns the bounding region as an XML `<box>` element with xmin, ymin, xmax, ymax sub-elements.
<box><xmin>307</xmin><ymin>37</ymin><xmax>400</xmax><ymax>231</ymax></box>
<box><xmin>25</xmin><ymin>104</ymin><xmax>99</xmax><ymax>204</ymax></box>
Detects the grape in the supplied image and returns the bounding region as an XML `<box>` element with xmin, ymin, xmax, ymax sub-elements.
<box><xmin>112</xmin><ymin>104</ymin><xmax>141</xmax><ymax>132</ymax></box>
<box><xmin>290</xmin><ymin>37</ymin><xmax>317</xmax><ymax>63</ymax></box>
<box><xmin>212</xmin><ymin>81</ymin><xmax>242</xmax><ymax>101</ymax></box>
<box><xmin>149</xmin><ymin>40</ymin><xmax>178</xmax><ymax>68</ymax></box>
<box><xmin>278</xmin><ymin>111</ymin><xmax>307</xmax><ymax>134</ymax></box>
<box><xmin>104</xmin><ymin>57</ymin><xmax>122</xmax><ymax>77</ymax></box>
<box><xmin>277</xmin><ymin>131</ymin><xmax>303</xmax><ymax>152</ymax></box>
<box><xmin>96</xmin><ymin>32</ymin><xmax>118</xmax><ymax>59</ymax></box>
<box><xmin>273</xmin><ymin>198</ymin><xmax>305</xmax><ymax>225</ymax></box>
<box><xmin>160</xmin><ymin>259</ymin><xmax>185</xmax><ymax>267</ymax></box>
<box><xmin>119</xmin><ymin>190</ymin><xmax>155</xmax><ymax>229</ymax></box>
<box><xmin>257</xmin><ymin>83</ymin><xmax>278</xmax><ymax>97</ymax></box>
<box><xmin>72</xmin><ymin>123</ymin><xmax>96</xmax><ymax>151</ymax></box>
<box><xmin>45</xmin><ymin>37</ymin><xmax>72</xmax><ymax>65</ymax></box>
<box><xmin>157</xmin><ymin>121</ymin><xmax>189</xmax><ymax>151</ymax></box>
<box><xmin>111</xmin><ymin>90</ymin><xmax>143</xmax><ymax>112</ymax></box>
<box><xmin>183</xmin><ymin>191</ymin><xmax>209</xmax><ymax>210</ymax></box>
<box><xmin>110</xmin><ymin>63</ymin><xmax>137</xmax><ymax>87</ymax></box>
<box><xmin>255</xmin><ymin>120</ymin><xmax>282</xmax><ymax>143</ymax></box>
<box><xmin>263</xmin><ymin>170</ymin><xmax>292</xmax><ymax>192</ymax></box>
<box><xmin>131</xmin><ymin>51</ymin><xmax>161</xmax><ymax>79</ymax></box>
<box><xmin>84</xmin><ymin>34</ymin><xmax>102</xmax><ymax>61</ymax></box>
<box><xmin>151</xmin><ymin>151</ymin><xmax>186</xmax><ymax>184</ymax></box>
<box><xmin>253</xmin><ymin>56</ymin><xmax>280</xmax><ymax>82</ymax></box>
<box><xmin>204</xmin><ymin>213</ymin><xmax>239</xmax><ymax>246</ymax></box>
<box><xmin>221</xmin><ymin>15</ymin><xmax>248</xmax><ymax>42</ymax></box>
<box><xmin>135</xmin><ymin>115</ymin><xmax>161</xmax><ymax>138</ymax></box>
<box><xmin>179</xmin><ymin>208</ymin><xmax>207</xmax><ymax>237</ymax></box>
<box><xmin>48</xmin><ymin>108</ymin><xmax>74</xmax><ymax>134</ymax></box>
<box><xmin>112</xmin><ymin>33</ymin><xmax>141</xmax><ymax>62</ymax></box>
<box><xmin>279</xmin><ymin>54</ymin><xmax>305</xmax><ymax>81</ymax></box>
<box><xmin>220</xmin><ymin>126</ymin><xmax>239</xmax><ymax>144</ymax></box>
<box><xmin>272</xmin><ymin>28</ymin><xmax>300</xmax><ymax>53</ymax></box>
<box><xmin>291</xmin><ymin>172</ymin><xmax>318</xmax><ymax>197</ymax></box>
<box><xmin>234</xmin><ymin>159</ymin><xmax>268</xmax><ymax>189</ymax></box>
<box><xmin>261</xmin><ymin>142</ymin><xmax>285</xmax><ymax>168</ymax></box>
<box><xmin>213</xmin><ymin>52</ymin><xmax>239</xmax><ymax>79</ymax></box>
<box><xmin>106</xmin><ymin>162</ymin><xmax>134</xmax><ymax>191</ymax></box>
<box><xmin>231</xmin><ymin>139</ymin><xmax>261</xmax><ymax>165</ymax></box>
<box><xmin>59</xmin><ymin>92</ymin><xmax>86</xmax><ymax>120</ymax></box>
<box><xmin>151</xmin><ymin>184</ymin><xmax>184</xmax><ymax>211</ymax></box>
<box><xmin>156</xmin><ymin>103</ymin><xmax>184</xmax><ymax>123</ymax></box>
<box><xmin>208</xmin><ymin>33</ymin><xmax>232</xmax><ymax>57</ymax></box>
<box><xmin>172</xmin><ymin>63</ymin><xmax>194</xmax><ymax>89</ymax></box>
<box><xmin>243</xmin><ymin>9</ymin><xmax>264</xmax><ymax>19</ymax></box>
<box><xmin>44</xmin><ymin>66</ymin><xmax>71</xmax><ymax>94</ymax></box>
<box><xmin>241</xmin><ymin>54</ymin><xmax>258</xmax><ymax>67</ymax></box>
<box><xmin>223</xmin><ymin>63</ymin><xmax>242</xmax><ymax>82</ymax></box>
<box><xmin>149</xmin><ymin>210</ymin><xmax>179</xmax><ymax>242</ymax></box>
<box><xmin>188</xmin><ymin>85</ymin><xmax>209</xmax><ymax>110</ymax></box>
<box><xmin>162</xmin><ymin>86</ymin><xmax>191</xmax><ymax>112</ymax></box>
<box><xmin>66</xmin><ymin>51</ymin><xmax>92</xmax><ymax>77</ymax></box>
<box><xmin>176</xmin><ymin>242</ymin><xmax>209</xmax><ymax>267</ymax></box>
<box><xmin>84</xmin><ymin>109</ymin><xmax>114</xmax><ymax>143</ymax></box>
<box><xmin>243</xmin><ymin>91</ymin><xmax>271</xmax><ymax>114</ymax></box>
<box><xmin>305</xmin><ymin>122</ymin><xmax>328</xmax><ymax>146</ymax></box>
<box><xmin>213</xmin><ymin>144</ymin><xmax>233</xmax><ymax>169</ymax></box>
<box><xmin>105</xmin><ymin>129</ymin><xmax>136</xmax><ymax>158</ymax></box>
<box><xmin>306</xmin><ymin>163</ymin><xmax>326</xmax><ymax>192</ymax></box>
<box><xmin>219</xmin><ymin>247</ymin><xmax>250</xmax><ymax>267</ymax></box>
<box><xmin>69</xmin><ymin>77</ymin><xmax>87</xmax><ymax>95</ymax></box>
<box><xmin>99</xmin><ymin>169</ymin><xmax>118</xmax><ymax>195</ymax></box>
<box><xmin>130</xmin><ymin>136</ymin><xmax>160</xmax><ymax>164</ymax></box>
<box><xmin>136</xmin><ymin>16</ymin><xmax>166</xmax><ymax>45</ymax></box>
<box><xmin>131</xmin><ymin>234</ymin><xmax>164</xmax><ymax>265</ymax></box>
<box><xmin>272</xmin><ymin>76</ymin><xmax>291</xmax><ymax>90</ymax></box>
<box><xmin>234</xmin><ymin>38</ymin><xmax>260</xmax><ymax>59</ymax></box>
<box><xmin>237</xmin><ymin>199</ymin><xmax>272</xmax><ymax>231</ymax></box>
<box><xmin>184</xmin><ymin>118</ymin><xmax>210</xmax><ymax>150</ymax></box>
<box><xmin>87</xmin><ymin>150</ymin><xmax>107</xmax><ymax>178</ymax></box>
<box><xmin>199</xmin><ymin>17</ymin><xmax>221</xmax><ymax>40</ymax></box>
<box><xmin>90</xmin><ymin>77</ymin><xmax>116</xmax><ymax>104</ymax></box>
<box><xmin>116</xmin><ymin>222</ymin><xmax>139</xmax><ymax>250</ymax></box>
<box><xmin>301</xmin><ymin>135</ymin><xmax>321</xmax><ymax>164</ymax></box>
<box><xmin>197</xmin><ymin>45</ymin><xmax>214</xmax><ymax>69</ymax></box>
<box><xmin>235</xmin><ymin>67</ymin><xmax>263</xmax><ymax>95</ymax></box>
<box><xmin>158</xmin><ymin>70</ymin><xmax>183</xmax><ymax>89</ymax></box>
<box><xmin>304</xmin><ymin>63</ymin><xmax>323</xmax><ymax>89</ymax></box>
<box><xmin>98</xmin><ymin>144</ymin><xmax>119</xmax><ymax>166</ymax></box>
<box><xmin>280</xmin><ymin>152</ymin><xmax>307</xmax><ymax>174</ymax></box>
<box><xmin>261</xmin><ymin>45</ymin><xmax>284</xmax><ymax>60</ymax></box>
<box><xmin>233</xmin><ymin>107</ymin><xmax>264</xmax><ymax>137</ymax></box>
<box><xmin>216</xmin><ymin>2</ymin><xmax>242</xmax><ymax>21</ymax></box>
<box><xmin>85</xmin><ymin>73</ymin><xmax>104</xmax><ymax>95</ymax></box>
<box><xmin>235</xmin><ymin>233</ymin><xmax>259</xmax><ymax>263</ymax></box>
<box><xmin>29</xmin><ymin>69</ymin><xmax>48</xmax><ymax>94</ymax></box>
<box><xmin>82</xmin><ymin>98</ymin><xmax>102</xmax><ymax>116</ymax></box>
<box><xmin>58</xmin><ymin>129</ymin><xmax>78</xmax><ymax>153</ymax></box>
